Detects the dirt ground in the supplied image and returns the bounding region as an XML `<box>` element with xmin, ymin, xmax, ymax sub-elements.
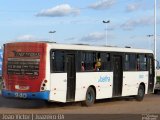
<box><xmin>0</xmin><ymin>94</ymin><xmax>160</xmax><ymax>114</ymax></box>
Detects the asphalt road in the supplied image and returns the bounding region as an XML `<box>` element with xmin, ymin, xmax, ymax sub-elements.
<box><xmin>0</xmin><ymin>94</ymin><xmax>160</xmax><ymax>120</ymax></box>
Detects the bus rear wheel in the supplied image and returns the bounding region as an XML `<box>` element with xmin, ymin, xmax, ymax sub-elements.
<box><xmin>136</xmin><ymin>85</ymin><xmax>145</xmax><ymax>101</ymax></box>
<box><xmin>82</xmin><ymin>87</ymin><xmax>95</xmax><ymax>106</ymax></box>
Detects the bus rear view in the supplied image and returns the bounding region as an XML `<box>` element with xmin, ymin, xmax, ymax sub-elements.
<box><xmin>2</xmin><ymin>42</ymin><xmax>49</xmax><ymax>100</ymax></box>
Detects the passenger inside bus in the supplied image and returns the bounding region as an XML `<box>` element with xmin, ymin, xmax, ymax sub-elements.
<box><xmin>81</xmin><ymin>61</ymin><xmax>85</xmax><ymax>71</ymax></box>
<box><xmin>94</xmin><ymin>58</ymin><xmax>101</xmax><ymax>71</ymax></box>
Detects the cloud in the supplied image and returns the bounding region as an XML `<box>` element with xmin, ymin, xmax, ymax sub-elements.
<box><xmin>125</xmin><ymin>1</ymin><xmax>156</xmax><ymax>12</ymax></box>
<box><xmin>36</xmin><ymin>4</ymin><xmax>80</xmax><ymax>17</ymax></box>
<box><xmin>121</xmin><ymin>16</ymin><xmax>158</xmax><ymax>30</ymax></box>
<box><xmin>65</xmin><ymin>37</ymin><xmax>76</xmax><ymax>41</ymax></box>
<box><xmin>16</xmin><ymin>35</ymin><xmax>38</xmax><ymax>41</ymax></box>
<box><xmin>81</xmin><ymin>32</ymin><xmax>106</xmax><ymax>41</ymax></box>
<box><xmin>126</xmin><ymin>3</ymin><xmax>141</xmax><ymax>12</ymax></box>
<box><xmin>89</xmin><ymin>0</ymin><xmax>116</xmax><ymax>10</ymax></box>
<box><xmin>14</xmin><ymin>35</ymin><xmax>47</xmax><ymax>41</ymax></box>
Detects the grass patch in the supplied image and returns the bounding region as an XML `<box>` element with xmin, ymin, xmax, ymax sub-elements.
<box><xmin>157</xmin><ymin>76</ymin><xmax>160</xmax><ymax>83</ymax></box>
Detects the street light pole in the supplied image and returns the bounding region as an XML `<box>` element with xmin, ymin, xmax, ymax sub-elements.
<box><xmin>154</xmin><ymin>0</ymin><xmax>157</xmax><ymax>86</ymax></box>
<box><xmin>49</xmin><ymin>30</ymin><xmax>56</xmax><ymax>41</ymax></box>
<box><xmin>103</xmin><ymin>20</ymin><xmax>110</xmax><ymax>46</ymax></box>
<box><xmin>154</xmin><ymin>0</ymin><xmax>157</xmax><ymax>64</ymax></box>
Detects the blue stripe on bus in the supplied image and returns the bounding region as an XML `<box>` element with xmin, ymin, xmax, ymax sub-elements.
<box><xmin>1</xmin><ymin>90</ymin><xmax>50</xmax><ymax>100</ymax></box>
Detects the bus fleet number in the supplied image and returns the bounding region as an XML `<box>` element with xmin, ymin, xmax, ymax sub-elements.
<box><xmin>14</xmin><ymin>93</ymin><xmax>27</xmax><ymax>98</ymax></box>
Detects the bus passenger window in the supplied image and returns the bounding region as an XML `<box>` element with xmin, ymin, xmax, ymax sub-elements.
<box><xmin>137</xmin><ymin>55</ymin><xmax>140</xmax><ymax>70</ymax></box>
<box><xmin>124</xmin><ymin>54</ymin><xmax>136</xmax><ymax>71</ymax></box>
<box><xmin>93</xmin><ymin>52</ymin><xmax>102</xmax><ymax>71</ymax></box>
<box><xmin>51</xmin><ymin>51</ymin><xmax>65</xmax><ymax>73</ymax></box>
<box><xmin>81</xmin><ymin>52</ymin><xmax>94</xmax><ymax>71</ymax></box>
<box><xmin>81</xmin><ymin>61</ymin><xmax>85</xmax><ymax>71</ymax></box>
<box><xmin>125</xmin><ymin>54</ymin><xmax>129</xmax><ymax>70</ymax></box>
<box><xmin>95</xmin><ymin>58</ymin><xmax>101</xmax><ymax>71</ymax></box>
<box><xmin>51</xmin><ymin>52</ymin><xmax>55</xmax><ymax>59</ymax></box>
<box><xmin>99</xmin><ymin>53</ymin><xmax>111</xmax><ymax>71</ymax></box>
<box><xmin>137</xmin><ymin>54</ymin><xmax>147</xmax><ymax>71</ymax></box>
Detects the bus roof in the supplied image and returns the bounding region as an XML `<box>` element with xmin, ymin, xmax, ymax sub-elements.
<box><xmin>5</xmin><ymin>42</ymin><xmax>153</xmax><ymax>54</ymax></box>
<box><xmin>47</xmin><ymin>43</ymin><xmax>153</xmax><ymax>54</ymax></box>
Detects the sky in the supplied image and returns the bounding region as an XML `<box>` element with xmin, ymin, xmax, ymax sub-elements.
<box><xmin>0</xmin><ymin>0</ymin><xmax>160</xmax><ymax>61</ymax></box>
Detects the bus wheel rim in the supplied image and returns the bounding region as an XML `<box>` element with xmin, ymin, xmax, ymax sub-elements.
<box><xmin>139</xmin><ymin>89</ymin><xmax>144</xmax><ymax>97</ymax></box>
<box><xmin>87</xmin><ymin>92</ymin><xmax>93</xmax><ymax>102</ymax></box>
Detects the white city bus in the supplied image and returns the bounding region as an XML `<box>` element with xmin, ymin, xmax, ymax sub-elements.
<box><xmin>2</xmin><ymin>42</ymin><xmax>155</xmax><ymax>106</ymax></box>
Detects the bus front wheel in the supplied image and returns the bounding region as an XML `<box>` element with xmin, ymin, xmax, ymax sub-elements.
<box><xmin>82</xmin><ymin>87</ymin><xmax>96</xmax><ymax>106</ymax></box>
<box><xmin>136</xmin><ymin>85</ymin><xmax>145</xmax><ymax>101</ymax></box>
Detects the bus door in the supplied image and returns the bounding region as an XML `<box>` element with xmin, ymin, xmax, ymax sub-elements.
<box><xmin>66</xmin><ymin>54</ymin><xmax>76</xmax><ymax>101</ymax></box>
<box><xmin>147</xmin><ymin>55</ymin><xmax>154</xmax><ymax>93</ymax></box>
<box><xmin>112</xmin><ymin>55</ymin><xmax>123</xmax><ymax>97</ymax></box>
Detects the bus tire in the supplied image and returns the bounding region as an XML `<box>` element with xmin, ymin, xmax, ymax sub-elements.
<box><xmin>136</xmin><ymin>85</ymin><xmax>145</xmax><ymax>101</ymax></box>
<box><xmin>154</xmin><ymin>89</ymin><xmax>158</xmax><ymax>94</ymax></box>
<box><xmin>82</xmin><ymin>87</ymin><xmax>95</xmax><ymax>107</ymax></box>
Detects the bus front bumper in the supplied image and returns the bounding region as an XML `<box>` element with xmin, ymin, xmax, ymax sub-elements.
<box><xmin>1</xmin><ymin>90</ymin><xmax>50</xmax><ymax>100</ymax></box>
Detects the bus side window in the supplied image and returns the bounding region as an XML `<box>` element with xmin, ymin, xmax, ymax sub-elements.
<box><xmin>124</xmin><ymin>54</ymin><xmax>136</xmax><ymax>71</ymax></box>
<box><xmin>50</xmin><ymin>51</ymin><xmax>55</xmax><ymax>72</ymax></box>
<box><xmin>51</xmin><ymin>52</ymin><xmax>55</xmax><ymax>59</ymax></box>
<box><xmin>137</xmin><ymin>55</ymin><xmax>140</xmax><ymax>70</ymax></box>
<box><xmin>144</xmin><ymin>55</ymin><xmax>147</xmax><ymax>70</ymax></box>
<box><xmin>100</xmin><ymin>53</ymin><xmax>110</xmax><ymax>71</ymax></box>
<box><xmin>94</xmin><ymin>52</ymin><xmax>101</xmax><ymax>71</ymax></box>
<box><xmin>50</xmin><ymin>51</ymin><xmax>65</xmax><ymax>73</ymax></box>
<box><xmin>81</xmin><ymin>52</ymin><xmax>86</xmax><ymax>72</ymax></box>
<box><xmin>125</xmin><ymin>54</ymin><xmax>129</xmax><ymax>71</ymax></box>
<box><xmin>81</xmin><ymin>61</ymin><xmax>85</xmax><ymax>71</ymax></box>
<box><xmin>81</xmin><ymin>52</ymin><xmax>94</xmax><ymax>71</ymax></box>
<box><xmin>137</xmin><ymin>54</ymin><xmax>147</xmax><ymax>71</ymax></box>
